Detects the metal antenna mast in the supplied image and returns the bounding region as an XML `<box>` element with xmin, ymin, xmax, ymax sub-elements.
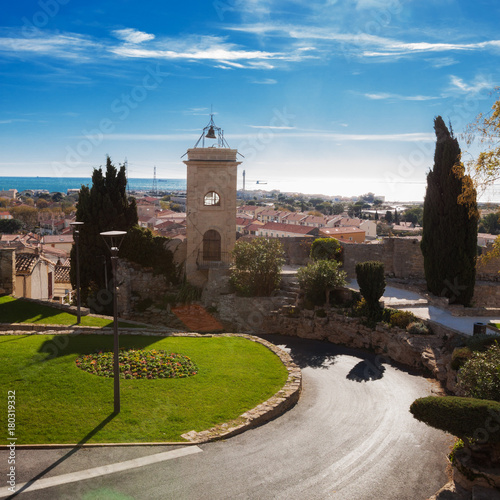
<box><xmin>152</xmin><ymin>166</ymin><xmax>158</xmax><ymax>195</ymax></box>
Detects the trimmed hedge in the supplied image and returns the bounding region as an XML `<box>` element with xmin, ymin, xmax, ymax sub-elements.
<box><xmin>410</xmin><ymin>396</ymin><xmax>500</xmax><ymax>443</ymax></box>
<box><xmin>355</xmin><ymin>261</ymin><xmax>385</xmax><ymax>310</ymax></box>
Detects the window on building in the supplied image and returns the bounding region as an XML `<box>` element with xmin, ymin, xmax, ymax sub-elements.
<box><xmin>204</xmin><ymin>191</ymin><xmax>220</xmax><ymax>206</ymax></box>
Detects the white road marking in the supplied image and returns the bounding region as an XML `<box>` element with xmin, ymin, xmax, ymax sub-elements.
<box><xmin>0</xmin><ymin>445</ymin><xmax>202</xmax><ymax>498</ymax></box>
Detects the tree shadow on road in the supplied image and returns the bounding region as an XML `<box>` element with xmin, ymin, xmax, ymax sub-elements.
<box><xmin>8</xmin><ymin>412</ymin><xmax>117</xmax><ymax>499</ymax></box>
<box><xmin>346</xmin><ymin>359</ymin><xmax>386</xmax><ymax>382</ymax></box>
<box><xmin>259</xmin><ymin>335</ymin><xmax>391</xmax><ymax>379</ymax></box>
<box><xmin>259</xmin><ymin>334</ymin><xmax>351</xmax><ymax>369</ymax></box>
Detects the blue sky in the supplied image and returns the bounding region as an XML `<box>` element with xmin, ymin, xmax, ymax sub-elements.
<box><xmin>1</xmin><ymin>0</ymin><xmax>500</xmax><ymax>201</ymax></box>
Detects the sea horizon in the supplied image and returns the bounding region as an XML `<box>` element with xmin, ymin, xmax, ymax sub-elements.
<box><xmin>0</xmin><ymin>176</ymin><xmax>186</xmax><ymax>194</ymax></box>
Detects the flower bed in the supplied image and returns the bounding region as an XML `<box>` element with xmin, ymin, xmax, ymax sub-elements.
<box><xmin>75</xmin><ymin>349</ymin><xmax>198</xmax><ymax>379</ymax></box>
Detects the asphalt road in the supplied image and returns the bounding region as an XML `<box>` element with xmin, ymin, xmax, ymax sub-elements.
<box><xmin>1</xmin><ymin>336</ymin><xmax>453</xmax><ymax>500</ymax></box>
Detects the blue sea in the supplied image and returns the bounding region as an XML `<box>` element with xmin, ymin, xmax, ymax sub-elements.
<box><xmin>0</xmin><ymin>177</ymin><xmax>186</xmax><ymax>194</ymax></box>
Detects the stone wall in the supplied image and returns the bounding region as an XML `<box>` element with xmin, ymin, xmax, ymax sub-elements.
<box><xmin>116</xmin><ymin>259</ymin><xmax>174</xmax><ymax>316</ymax></box>
<box><xmin>477</xmin><ymin>253</ymin><xmax>500</xmax><ymax>282</ymax></box>
<box><xmin>472</xmin><ymin>281</ymin><xmax>500</xmax><ymax>308</ymax></box>
<box><xmin>0</xmin><ymin>249</ymin><xmax>15</xmax><ymax>295</ymax></box>
<box><xmin>341</xmin><ymin>238</ymin><xmax>424</xmax><ymax>279</ymax></box>
<box><xmin>263</xmin><ymin>306</ymin><xmax>461</xmax><ymax>393</ymax></box>
<box><xmin>279</xmin><ymin>237</ymin><xmax>314</xmax><ymax>265</ymax></box>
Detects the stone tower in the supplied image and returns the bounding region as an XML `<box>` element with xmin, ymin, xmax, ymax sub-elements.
<box><xmin>184</xmin><ymin>116</ymin><xmax>241</xmax><ymax>287</ymax></box>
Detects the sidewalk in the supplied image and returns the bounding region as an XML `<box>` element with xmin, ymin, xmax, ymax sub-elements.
<box><xmin>349</xmin><ymin>280</ymin><xmax>500</xmax><ymax>336</ymax></box>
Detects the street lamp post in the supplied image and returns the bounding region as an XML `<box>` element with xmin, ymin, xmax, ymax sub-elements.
<box><xmin>100</xmin><ymin>230</ymin><xmax>127</xmax><ymax>414</ymax></box>
<box><xmin>70</xmin><ymin>221</ymin><xmax>84</xmax><ymax>324</ymax></box>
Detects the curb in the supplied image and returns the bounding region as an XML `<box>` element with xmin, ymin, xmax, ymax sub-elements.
<box><xmin>181</xmin><ymin>334</ymin><xmax>302</xmax><ymax>443</ymax></box>
<box><xmin>0</xmin><ymin>330</ymin><xmax>301</xmax><ymax>447</ymax></box>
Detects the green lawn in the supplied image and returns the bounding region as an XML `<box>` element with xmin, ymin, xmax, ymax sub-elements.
<box><xmin>0</xmin><ymin>295</ymin><xmax>137</xmax><ymax>328</ymax></box>
<box><xmin>0</xmin><ymin>334</ymin><xmax>288</xmax><ymax>443</ymax></box>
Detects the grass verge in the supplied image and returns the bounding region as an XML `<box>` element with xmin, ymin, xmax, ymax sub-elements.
<box><xmin>0</xmin><ymin>334</ymin><xmax>288</xmax><ymax>443</ymax></box>
<box><xmin>0</xmin><ymin>295</ymin><xmax>139</xmax><ymax>328</ymax></box>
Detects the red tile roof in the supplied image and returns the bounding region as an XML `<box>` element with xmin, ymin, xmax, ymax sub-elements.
<box><xmin>15</xmin><ymin>253</ymin><xmax>39</xmax><ymax>274</ymax></box>
<box><xmin>260</xmin><ymin>222</ymin><xmax>316</xmax><ymax>234</ymax></box>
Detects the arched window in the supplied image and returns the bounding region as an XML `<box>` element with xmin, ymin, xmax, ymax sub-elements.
<box><xmin>203</xmin><ymin>230</ymin><xmax>221</xmax><ymax>261</ymax></box>
<box><xmin>204</xmin><ymin>191</ymin><xmax>220</xmax><ymax>206</ymax></box>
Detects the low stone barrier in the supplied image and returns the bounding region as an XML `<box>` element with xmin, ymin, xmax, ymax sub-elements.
<box><xmin>263</xmin><ymin>306</ymin><xmax>463</xmax><ymax>394</ymax></box>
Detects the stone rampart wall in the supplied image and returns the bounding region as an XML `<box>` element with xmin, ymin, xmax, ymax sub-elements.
<box><xmin>341</xmin><ymin>238</ymin><xmax>424</xmax><ymax>279</ymax></box>
<box><xmin>116</xmin><ymin>259</ymin><xmax>173</xmax><ymax>316</ymax></box>
<box><xmin>0</xmin><ymin>249</ymin><xmax>15</xmax><ymax>295</ymax></box>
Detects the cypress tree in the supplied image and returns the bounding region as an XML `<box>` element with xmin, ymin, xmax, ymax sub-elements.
<box><xmin>70</xmin><ymin>157</ymin><xmax>138</xmax><ymax>307</ymax></box>
<box><xmin>421</xmin><ymin>117</ymin><xmax>478</xmax><ymax>306</ymax></box>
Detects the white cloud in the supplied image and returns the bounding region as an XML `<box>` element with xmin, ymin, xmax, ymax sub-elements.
<box><xmin>427</xmin><ymin>57</ymin><xmax>458</xmax><ymax>68</ymax></box>
<box><xmin>0</xmin><ymin>118</ymin><xmax>29</xmax><ymax>124</ymax></box>
<box><xmin>251</xmin><ymin>78</ymin><xmax>277</xmax><ymax>84</ymax></box>
<box><xmin>0</xmin><ymin>32</ymin><xmax>98</xmax><ymax>61</ymax></box>
<box><xmin>112</xmin><ymin>28</ymin><xmax>155</xmax><ymax>44</ymax></box>
<box><xmin>363</xmin><ymin>92</ymin><xmax>439</xmax><ymax>101</ymax></box>
<box><xmin>0</xmin><ymin>29</ymin><xmax>298</xmax><ymax>69</ymax></box>
<box><xmin>227</xmin><ymin>23</ymin><xmax>500</xmax><ymax>61</ymax></box>
<box><xmin>364</xmin><ymin>40</ymin><xmax>500</xmax><ymax>58</ymax></box>
<box><xmin>248</xmin><ymin>125</ymin><xmax>295</xmax><ymax>129</ymax></box>
<box><xmin>91</xmin><ymin>131</ymin><xmax>434</xmax><ymax>142</ymax></box>
<box><xmin>449</xmin><ymin>75</ymin><xmax>494</xmax><ymax>94</ymax></box>
<box><xmin>354</xmin><ymin>0</ymin><xmax>401</xmax><ymax>10</ymax></box>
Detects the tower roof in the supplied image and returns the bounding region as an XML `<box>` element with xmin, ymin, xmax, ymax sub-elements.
<box><xmin>193</xmin><ymin>114</ymin><xmax>231</xmax><ymax>149</ymax></box>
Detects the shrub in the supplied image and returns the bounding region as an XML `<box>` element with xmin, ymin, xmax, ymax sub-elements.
<box><xmin>465</xmin><ymin>333</ymin><xmax>500</xmax><ymax>353</ymax></box>
<box><xmin>349</xmin><ymin>298</ymin><xmax>385</xmax><ymax>328</ymax></box>
<box><xmin>315</xmin><ymin>308</ymin><xmax>327</xmax><ymax>318</ymax></box>
<box><xmin>230</xmin><ymin>238</ymin><xmax>285</xmax><ymax>297</ymax></box>
<box><xmin>410</xmin><ymin>396</ymin><xmax>500</xmax><ymax>444</ymax></box>
<box><xmin>176</xmin><ymin>281</ymin><xmax>202</xmax><ymax>304</ymax></box>
<box><xmin>310</xmin><ymin>238</ymin><xmax>342</xmax><ymax>263</ymax></box>
<box><xmin>458</xmin><ymin>342</ymin><xmax>500</xmax><ymax>401</ymax></box>
<box><xmin>389</xmin><ymin>310</ymin><xmax>418</xmax><ymax>329</ymax></box>
<box><xmin>355</xmin><ymin>261</ymin><xmax>385</xmax><ymax>311</ymax></box>
<box><xmin>451</xmin><ymin>347</ymin><xmax>473</xmax><ymax>371</ymax></box>
<box><xmin>406</xmin><ymin>321</ymin><xmax>431</xmax><ymax>335</ymax></box>
<box><xmin>297</xmin><ymin>259</ymin><xmax>347</xmax><ymax>306</ymax></box>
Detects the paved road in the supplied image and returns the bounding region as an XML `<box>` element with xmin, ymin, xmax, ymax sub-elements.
<box><xmin>2</xmin><ymin>336</ymin><xmax>453</xmax><ymax>500</ymax></box>
<box><xmin>350</xmin><ymin>279</ymin><xmax>500</xmax><ymax>336</ymax></box>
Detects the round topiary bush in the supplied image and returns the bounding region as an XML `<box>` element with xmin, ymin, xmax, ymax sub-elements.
<box><xmin>75</xmin><ymin>349</ymin><xmax>198</xmax><ymax>379</ymax></box>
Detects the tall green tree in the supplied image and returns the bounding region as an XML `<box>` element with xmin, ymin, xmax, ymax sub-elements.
<box><xmin>71</xmin><ymin>157</ymin><xmax>137</xmax><ymax>307</ymax></box>
<box><xmin>421</xmin><ymin>117</ymin><xmax>478</xmax><ymax>306</ymax></box>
